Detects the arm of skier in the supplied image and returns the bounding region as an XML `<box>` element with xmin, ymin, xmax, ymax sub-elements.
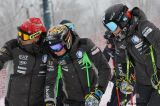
<box><xmin>140</xmin><ymin>20</ymin><xmax>160</xmax><ymax>70</ymax></box>
<box><xmin>45</xmin><ymin>59</ymin><xmax>58</xmax><ymax>105</ymax></box>
<box><xmin>86</xmin><ymin>39</ymin><xmax>111</xmax><ymax>93</ymax></box>
<box><xmin>0</xmin><ymin>39</ymin><xmax>16</xmax><ymax>70</ymax></box>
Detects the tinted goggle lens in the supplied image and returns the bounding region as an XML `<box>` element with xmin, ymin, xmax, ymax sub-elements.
<box><xmin>104</xmin><ymin>22</ymin><xmax>118</xmax><ymax>32</ymax></box>
<box><xmin>18</xmin><ymin>31</ymin><xmax>42</xmax><ymax>41</ymax></box>
<box><xmin>50</xmin><ymin>43</ymin><xmax>64</xmax><ymax>52</ymax></box>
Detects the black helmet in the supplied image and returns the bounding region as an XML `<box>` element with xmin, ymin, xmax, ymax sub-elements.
<box><xmin>44</xmin><ymin>25</ymin><xmax>73</xmax><ymax>52</ymax></box>
<box><xmin>103</xmin><ymin>4</ymin><xmax>131</xmax><ymax>30</ymax></box>
<box><xmin>60</xmin><ymin>19</ymin><xmax>76</xmax><ymax>32</ymax></box>
<box><xmin>60</xmin><ymin>20</ymin><xmax>72</xmax><ymax>24</ymax></box>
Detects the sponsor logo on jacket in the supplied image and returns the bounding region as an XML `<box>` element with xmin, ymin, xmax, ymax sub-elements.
<box><xmin>76</xmin><ymin>50</ymin><xmax>83</xmax><ymax>59</ymax></box>
<box><xmin>42</xmin><ymin>54</ymin><xmax>48</xmax><ymax>63</ymax></box>
<box><xmin>19</xmin><ymin>55</ymin><xmax>28</xmax><ymax>60</ymax></box>
<box><xmin>131</xmin><ymin>35</ymin><xmax>143</xmax><ymax>49</ymax></box>
<box><xmin>91</xmin><ymin>47</ymin><xmax>100</xmax><ymax>55</ymax></box>
<box><xmin>142</xmin><ymin>26</ymin><xmax>153</xmax><ymax>37</ymax></box>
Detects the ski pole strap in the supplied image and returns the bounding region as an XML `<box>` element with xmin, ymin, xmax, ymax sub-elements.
<box><xmin>82</xmin><ymin>52</ymin><xmax>92</xmax><ymax>91</ymax></box>
<box><xmin>125</xmin><ymin>50</ymin><xmax>130</xmax><ymax>82</ymax></box>
<box><xmin>149</xmin><ymin>45</ymin><xmax>160</xmax><ymax>93</ymax></box>
<box><xmin>56</xmin><ymin>64</ymin><xmax>62</xmax><ymax>97</ymax></box>
<box><xmin>149</xmin><ymin>45</ymin><xmax>157</xmax><ymax>73</ymax></box>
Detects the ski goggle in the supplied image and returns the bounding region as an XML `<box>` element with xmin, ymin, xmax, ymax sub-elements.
<box><xmin>103</xmin><ymin>21</ymin><xmax>118</xmax><ymax>32</ymax></box>
<box><xmin>50</xmin><ymin>43</ymin><xmax>64</xmax><ymax>52</ymax></box>
<box><xmin>18</xmin><ymin>31</ymin><xmax>42</xmax><ymax>41</ymax></box>
<box><xmin>65</xmin><ymin>23</ymin><xmax>75</xmax><ymax>31</ymax></box>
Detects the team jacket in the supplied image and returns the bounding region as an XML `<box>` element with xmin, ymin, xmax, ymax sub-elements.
<box><xmin>45</xmin><ymin>38</ymin><xmax>111</xmax><ymax>103</ymax></box>
<box><xmin>103</xmin><ymin>39</ymin><xmax>135</xmax><ymax>82</ymax></box>
<box><xmin>0</xmin><ymin>39</ymin><xmax>47</xmax><ymax>106</ymax></box>
<box><xmin>124</xmin><ymin>19</ymin><xmax>160</xmax><ymax>85</ymax></box>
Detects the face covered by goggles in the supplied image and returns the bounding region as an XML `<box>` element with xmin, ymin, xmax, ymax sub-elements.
<box><xmin>103</xmin><ymin>21</ymin><xmax>127</xmax><ymax>41</ymax></box>
<box><xmin>18</xmin><ymin>30</ymin><xmax>42</xmax><ymax>41</ymax></box>
<box><xmin>49</xmin><ymin>43</ymin><xmax>64</xmax><ymax>52</ymax></box>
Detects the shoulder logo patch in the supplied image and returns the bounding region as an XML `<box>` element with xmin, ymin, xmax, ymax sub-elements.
<box><xmin>76</xmin><ymin>50</ymin><xmax>83</xmax><ymax>59</ymax></box>
<box><xmin>142</xmin><ymin>27</ymin><xmax>153</xmax><ymax>37</ymax></box>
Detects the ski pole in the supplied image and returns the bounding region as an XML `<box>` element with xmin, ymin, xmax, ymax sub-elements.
<box><xmin>116</xmin><ymin>87</ymin><xmax>121</xmax><ymax>106</ymax></box>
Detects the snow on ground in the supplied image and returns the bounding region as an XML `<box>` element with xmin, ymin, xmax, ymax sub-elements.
<box><xmin>0</xmin><ymin>97</ymin><xmax>4</xmax><ymax>106</ymax></box>
<box><xmin>100</xmin><ymin>81</ymin><xmax>114</xmax><ymax>106</ymax></box>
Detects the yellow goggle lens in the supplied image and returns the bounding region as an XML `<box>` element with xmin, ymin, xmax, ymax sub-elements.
<box><xmin>18</xmin><ymin>31</ymin><xmax>22</xmax><ymax>37</ymax></box>
<box><xmin>23</xmin><ymin>34</ymin><xmax>29</xmax><ymax>41</ymax></box>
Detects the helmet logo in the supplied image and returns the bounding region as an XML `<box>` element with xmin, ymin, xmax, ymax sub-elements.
<box><xmin>109</xmin><ymin>12</ymin><xmax>115</xmax><ymax>21</ymax></box>
<box><xmin>117</xmin><ymin>12</ymin><xmax>124</xmax><ymax>21</ymax></box>
<box><xmin>48</xmin><ymin>25</ymin><xmax>66</xmax><ymax>36</ymax></box>
<box><xmin>123</xmin><ymin>16</ymin><xmax>128</xmax><ymax>21</ymax></box>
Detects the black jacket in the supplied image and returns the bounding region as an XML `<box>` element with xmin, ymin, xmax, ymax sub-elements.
<box><xmin>118</xmin><ymin>7</ymin><xmax>160</xmax><ymax>85</ymax></box>
<box><xmin>45</xmin><ymin>38</ymin><xmax>111</xmax><ymax>103</ymax></box>
<box><xmin>0</xmin><ymin>39</ymin><xmax>47</xmax><ymax>106</ymax></box>
<box><xmin>103</xmin><ymin>39</ymin><xmax>134</xmax><ymax>81</ymax></box>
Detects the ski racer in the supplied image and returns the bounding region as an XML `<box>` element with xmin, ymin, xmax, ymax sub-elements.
<box><xmin>0</xmin><ymin>17</ymin><xmax>47</xmax><ymax>106</ymax></box>
<box><xmin>44</xmin><ymin>24</ymin><xmax>111</xmax><ymax>106</ymax></box>
<box><xmin>102</xmin><ymin>3</ymin><xmax>160</xmax><ymax>106</ymax></box>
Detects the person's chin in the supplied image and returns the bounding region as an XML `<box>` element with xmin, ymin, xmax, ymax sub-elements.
<box><xmin>57</xmin><ymin>54</ymin><xmax>63</xmax><ymax>56</ymax></box>
<box><xmin>55</xmin><ymin>52</ymin><xmax>64</xmax><ymax>56</ymax></box>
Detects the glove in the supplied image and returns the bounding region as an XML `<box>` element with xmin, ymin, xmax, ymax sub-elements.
<box><xmin>45</xmin><ymin>101</ymin><xmax>55</xmax><ymax>106</ymax></box>
<box><xmin>119</xmin><ymin>80</ymin><xmax>134</xmax><ymax>94</ymax></box>
<box><xmin>85</xmin><ymin>89</ymin><xmax>103</xmax><ymax>106</ymax></box>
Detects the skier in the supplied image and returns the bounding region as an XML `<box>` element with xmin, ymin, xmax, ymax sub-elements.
<box><xmin>102</xmin><ymin>3</ymin><xmax>160</xmax><ymax>106</ymax></box>
<box><xmin>103</xmin><ymin>31</ymin><xmax>135</xmax><ymax>106</ymax></box>
<box><xmin>103</xmin><ymin>31</ymin><xmax>115</xmax><ymax>61</ymax></box>
<box><xmin>44</xmin><ymin>25</ymin><xmax>111</xmax><ymax>106</ymax></box>
<box><xmin>52</xmin><ymin>19</ymin><xmax>77</xmax><ymax>106</ymax></box>
<box><xmin>0</xmin><ymin>17</ymin><xmax>47</xmax><ymax>106</ymax></box>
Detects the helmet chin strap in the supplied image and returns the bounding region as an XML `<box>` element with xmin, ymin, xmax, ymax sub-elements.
<box><xmin>116</xmin><ymin>27</ymin><xmax>128</xmax><ymax>41</ymax></box>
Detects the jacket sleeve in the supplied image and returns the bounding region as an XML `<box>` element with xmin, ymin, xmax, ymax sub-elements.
<box><xmin>85</xmin><ymin>39</ymin><xmax>111</xmax><ymax>93</ymax></box>
<box><xmin>102</xmin><ymin>46</ymin><xmax>112</xmax><ymax>61</ymax></box>
<box><xmin>45</xmin><ymin>58</ymin><xmax>58</xmax><ymax>103</ymax></box>
<box><xmin>0</xmin><ymin>39</ymin><xmax>15</xmax><ymax>70</ymax></box>
<box><xmin>139</xmin><ymin>20</ymin><xmax>160</xmax><ymax>70</ymax></box>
